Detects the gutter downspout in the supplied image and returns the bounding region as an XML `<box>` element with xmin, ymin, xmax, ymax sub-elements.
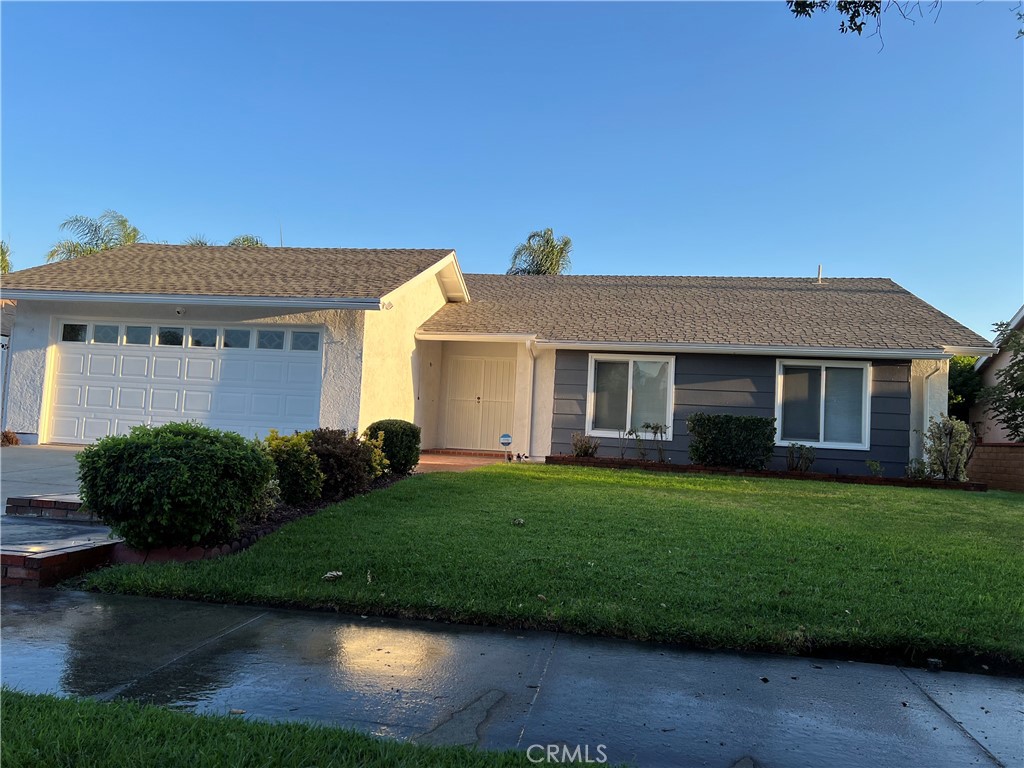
<box><xmin>526</xmin><ymin>338</ymin><xmax>536</xmax><ymax>460</ymax></box>
<box><xmin>924</xmin><ymin>361</ymin><xmax>943</xmax><ymax>425</ymax></box>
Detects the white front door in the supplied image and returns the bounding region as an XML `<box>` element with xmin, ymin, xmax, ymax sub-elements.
<box><xmin>444</xmin><ymin>356</ymin><xmax>516</xmax><ymax>450</ymax></box>
<box><xmin>48</xmin><ymin>320</ymin><xmax>324</xmax><ymax>443</ymax></box>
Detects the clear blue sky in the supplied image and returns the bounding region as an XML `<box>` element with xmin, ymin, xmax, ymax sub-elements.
<box><xmin>2</xmin><ymin>2</ymin><xmax>1021</xmax><ymax>338</ymax></box>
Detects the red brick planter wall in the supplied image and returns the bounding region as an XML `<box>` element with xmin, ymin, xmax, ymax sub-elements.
<box><xmin>111</xmin><ymin>534</ymin><xmax>261</xmax><ymax>565</ymax></box>
<box><xmin>1</xmin><ymin>542</ymin><xmax>118</xmax><ymax>587</ymax></box>
<box><xmin>545</xmin><ymin>455</ymin><xmax>988</xmax><ymax>492</ymax></box>
<box><xmin>5</xmin><ymin>496</ymin><xmax>97</xmax><ymax>522</ymax></box>
<box><xmin>968</xmin><ymin>444</ymin><xmax>1024</xmax><ymax>492</ymax></box>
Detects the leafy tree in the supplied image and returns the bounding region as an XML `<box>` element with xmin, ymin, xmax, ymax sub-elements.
<box><xmin>507</xmin><ymin>228</ymin><xmax>573</xmax><ymax>276</ymax></box>
<box><xmin>183</xmin><ymin>234</ymin><xmax>266</xmax><ymax>247</ymax></box>
<box><xmin>0</xmin><ymin>240</ymin><xmax>11</xmax><ymax>274</ymax></box>
<box><xmin>47</xmin><ymin>210</ymin><xmax>145</xmax><ymax>262</ymax></box>
<box><xmin>981</xmin><ymin>321</ymin><xmax>1024</xmax><ymax>442</ymax></box>
<box><xmin>947</xmin><ymin>355</ymin><xmax>982</xmax><ymax>422</ymax></box>
<box><xmin>788</xmin><ymin>1</ymin><xmax>1022</xmax><ymax>39</ymax></box>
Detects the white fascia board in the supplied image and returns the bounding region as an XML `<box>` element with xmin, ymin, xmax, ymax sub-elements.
<box><xmin>415</xmin><ymin>331</ymin><xmax>537</xmax><ymax>344</ymax></box>
<box><xmin>0</xmin><ymin>289</ymin><xmax>383</xmax><ymax>311</ymax></box>
<box><xmin>533</xmin><ymin>340</ymin><xmax>963</xmax><ymax>360</ymax></box>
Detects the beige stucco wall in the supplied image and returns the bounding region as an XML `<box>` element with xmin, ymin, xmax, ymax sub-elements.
<box><xmin>970</xmin><ymin>347</ymin><xmax>1014</xmax><ymax>442</ymax></box>
<box><xmin>908</xmin><ymin>358</ymin><xmax>949</xmax><ymax>460</ymax></box>
<box><xmin>529</xmin><ymin>347</ymin><xmax>556</xmax><ymax>458</ymax></box>
<box><xmin>4</xmin><ymin>299</ymin><xmax>364</xmax><ymax>442</ymax></box>
<box><xmin>358</xmin><ymin>267</ymin><xmax>449</xmax><ymax>433</ymax></box>
<box><xmin>415</xmin><ymin>340</ymin><xmax>443</xmax><ymax>448</ymax></box>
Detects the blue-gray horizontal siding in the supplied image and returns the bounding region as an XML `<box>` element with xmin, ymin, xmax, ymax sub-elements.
<box><xmin>550</xmin><ymin>351</ymin><xmax>911</xmax><ymax>476</ymax></box>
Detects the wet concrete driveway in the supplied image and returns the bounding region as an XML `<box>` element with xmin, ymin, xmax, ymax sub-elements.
<box><xmin>2</xmin><ymin>588</ymin><xmax>1021</xmax><ymax>768</ymax></box>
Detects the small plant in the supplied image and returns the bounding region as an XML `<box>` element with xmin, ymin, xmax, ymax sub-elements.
<box><xmin>626</xmin><ymin>428</ymin><xmax>648</xmax><ymax>460</ymax></box>
<box><xmin>686</xmin><ymin>413</ymin><xmax>777</xmax><ymax>470</ymax></box>
<box><xmin>922</xmin><ymin>415</ymin><xmax>975</xmax><ymax>482</ymax></box>
<box><xmin>308</xmin><ymin>428</ymin><xmax>388</xmax><ymax>501</ymax></box>
<box><xmin>77</xmin><ymin>422</ymin><xmax>274</xmax><ymax>549</ymax></box>
<box><xmin>616</xmin><ymin>429</ymin><xmax>628</xmax><ymax>459</ymax></box>
<box><xmin>786</xmin><ymin>443</ymin><xmax>816</xmax><ymax>473</ymax></box>
<box><xmin>264</xmin><ymin>429</ymin><xmax>324</xmax><ymax>506</ymax></box>
<box><xmin>363</xmin><ymin>419</ymin><xmax>421</xmax><ymax>475</ymax></box>
<box><xmin>1</xmin><ymin>429</ymin><xmax>21</xmax><ymax>447</ymax></box>
<box><xmin>642</xmin><ymin>422</ymin><xmax>668</xmax><ymax>463</ymax></box>
<box><xmin>864</xmin><ymin>459</ymin><xmax>885</xmax><ymax>478</ymax></box>
<box><xmin>570</xmin><ymin>432</ymin><xmax>600</xmax><ymax>457</ymax></box>
<box><xmin>905</xmin><ymin>458</ymin><xmax>930</xmax><ymax>480</ymax></box>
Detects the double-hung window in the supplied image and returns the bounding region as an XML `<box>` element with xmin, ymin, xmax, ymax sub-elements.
<box><xmin>586</xmin><ymin>354</ymin><xmax>674</xmax><ymax>438</ymax></box>
<box><xmin>775</xmin><ymin>360</ymin><xmax>870</xmax><ymax>450</ymax></box>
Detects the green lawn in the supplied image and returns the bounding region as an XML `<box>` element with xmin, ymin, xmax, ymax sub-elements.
<box><xmin>0</xmin><ymin>689</ymin><xmax>531</xmax><ymax>768</ymax></box>
<box><xmin>84</xmin><ymin>464</ymin><xmax>1024</xmax><ymax>669</ymax></box>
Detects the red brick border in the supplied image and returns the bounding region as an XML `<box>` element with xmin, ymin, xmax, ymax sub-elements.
<box><xmin>5</xmin><ymin>496</ymin><xmax>97</xmax><ymax>522</ymax></box>
<box><xmin>1</xmin><ymin>542</ymin><xmax>118</xmax><ymax>587</ymax></box>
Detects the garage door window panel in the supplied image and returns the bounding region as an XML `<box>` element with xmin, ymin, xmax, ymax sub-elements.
<box><xmin>125</xmin><ymin>326</ymin><xmax>152</xmax><ymax>345</ymax></box>
<box><xmin>291</xmin><ymin>331</ymin><xmax>320</xmax><ymax>351</ymax></box>
<box><xmin>62</xmin><ymin>324</ymin><xmax>87</xmax><ymax>343</ymax></box>
<box><xmin>158</xmin><ymin>327</ymin><xmax>185</xmax><ymax>346</ymax></box>
<box><xmin>92</xmin><ymin>325</ymin><xmax>119</xmax><ymax>344</ymax></box>
<box><xmin>223</xmin><ymin>329</ymin><xmax>251</xmax><ymax>349</ymax></box>
<box><xmin>190</xmin><ymin>328</ymin><xmax>217</xmax><ymax>348</ymax></box>
<box><xmin>257</xmin><ymin>330</ymin><xmax>285</xmax><ymax>350</ymax></box>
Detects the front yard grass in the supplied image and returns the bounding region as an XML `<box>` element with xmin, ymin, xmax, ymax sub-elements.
<box><xmin>84</xmin><ymin>464</ymin><xmax>1024</xmax><ymax>670</ymax></box>
<box><xmin>0</xmin><ymin>689</ymin><xmax>532</xmax><ymax>768</ymax></box>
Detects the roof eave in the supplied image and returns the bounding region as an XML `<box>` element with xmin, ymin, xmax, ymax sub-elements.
<box><xmin>534</xmin><ymin>340</ymin><xmax>991</xmax><ymax>360</ymax></box>
<box><xmin>0</xmin><ymin>289</ymin><xmax>384</xmax><ymax>311</ymax></box>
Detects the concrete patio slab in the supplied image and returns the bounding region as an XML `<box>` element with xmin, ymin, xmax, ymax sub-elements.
<box><xmin>2</xmin><ymin>589</ymin><xmax>1020</xmax><ymax>768</ymax></box>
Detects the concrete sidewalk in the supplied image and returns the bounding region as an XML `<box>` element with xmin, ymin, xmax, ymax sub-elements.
<box><xmin>1</xmin><ymin>445</ymin><xmax>83</xmax><ymax>511</ymax></box>
<box><xmin>2</xmin><ymin>589</ymin><xmax>1020</xmax><ymax>768</ymax></box>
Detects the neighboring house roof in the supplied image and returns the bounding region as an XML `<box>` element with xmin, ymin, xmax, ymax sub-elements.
<box><xmin>1</xmin><ymin>245</ymin><xmax>458</xmax><ymax>308</ymax></box>
<box><xmin>976</xmin><ymin>303</ymin><xmax>1024</xmax><ymax>373</ymax></box>
<box><xmin>419</xmin><ymin>274</ymin><xmax>993</xmax><ymax>356</ymax></box>
<box><xmin>0</xmin><ymin>299</ymin><xmax>15</xmax><ymax>337</ymax></box>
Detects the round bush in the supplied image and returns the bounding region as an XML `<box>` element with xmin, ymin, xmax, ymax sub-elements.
<box><xmin>308</xmin><ymin>428</ymin><xmax>387</xmax><ymax>501</ymax></box>
<box><xmin>364</xmin><ymin>419</ymin><xmax>421</xmax><ymax>475</ymax></box>
<box><xmin>263</xmin><ymin>429</ymin><xmax>324</xmax><ymax>506</ymax></box>
<box><xmin>77</xmin><ymin>422</ymin><xmax>274</xmax><ymax>550</ymax></box>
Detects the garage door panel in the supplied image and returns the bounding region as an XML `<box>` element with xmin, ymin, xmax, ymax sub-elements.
<box><xmin>183</xmin><ymin>390</ymin><xmax>213</xmax><ymax>414</ymax></box>
<box><xmin>117</xmin><ymin>387</ymin><xmax>147</xmax><ymax>410</ymax></box>
<box><xmin>55</xmin><ymin>385</ymin><xmax>82</xmax><ymax>407</ymax></box>
<box><xmin>120</xmin><ymin>356</ymin><xmax>149</xmax><ymax>377</ymax></box>
<box><xmin>88</xmin><ymin>355</ymin><xmax>117</xmax><ymax>377</ymax></box>
<box><xmin>251</xmin><ymin>393</ymin><xmax>282</xmax><ymax>417</ymax></box>
<box><xmin>220</xmin><ymin>359</ymin><xmax>250</xmax><ymax>382</ymax></box>
<box><xmin>150</xmin><ymin>389</ymin><xmax>180</xmax><ymax>412</ymax></box>
<box><xmin>83</xmin><ymin>418</ymin><xmax>113</xmax><ymax>440</ymax></box>
<box><xmin>152</xmin><ymin>357</ymin><xmax>182</xmax><ymax>379</ymax></box>
<box><xmin>85</xmin><ymin>386</ymin><xmax>114</xmax><ymax>408</ymax></box>
<box><xmin>253</xmin><ymin>360</ymin><xmax>284</xmax><ymax>384</ymax></box>
<box><xmin>59</xmin><ymin>353</ymin><xmax>85</xmax><ymax>375</ymax></box>
<box><xmin>51</xmin><ymin>416</ymin><xmax>81</xmax><ymax>442</ymax></box>
<box><xmin>185</xmin><ymin>358</ymin><xmax>216</xmax><ymax>381</ymax></box>
<box><xmin>50</xmin><ymin>323</ymin><xmax>324</xmax><ymax>444</ymax></box>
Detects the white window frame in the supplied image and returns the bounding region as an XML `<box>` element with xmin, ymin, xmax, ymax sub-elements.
<box><xmin>585</xmin><ymin>353</ymin><xmax>675</xmax><ymax>440</ymax></box>
<box><xmin>774</xmin><ymin>359</ymin><xmax>871</xmax><ymax>451</ymax></box>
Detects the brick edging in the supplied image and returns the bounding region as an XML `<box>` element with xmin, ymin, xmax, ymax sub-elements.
<box><xmin>5</xmin><ymin>496</ymin><xmax>98</xmax><ymax>523</ymax></box>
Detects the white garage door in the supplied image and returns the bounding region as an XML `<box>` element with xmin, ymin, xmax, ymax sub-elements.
<box><xmin>48</xmin><ymin>320</ymin><xmax>324</xmax><ymax>444</ymax></box>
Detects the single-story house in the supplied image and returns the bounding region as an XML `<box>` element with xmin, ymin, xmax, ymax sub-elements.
<box><xmin>1</xmin><ymin>245</ymin><xmax>994</xmax><ymax>475</ymax></box>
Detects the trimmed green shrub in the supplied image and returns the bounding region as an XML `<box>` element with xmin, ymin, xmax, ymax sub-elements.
<box><xmin>686</xmin><ymin>413</ymin><xmax>777</xmax><ymax>470</ymax></box>
<box><xmin>363</xmin><ymin>419</ymin><xmax>421</xmax><ymax>474</ymax></box>
<box><xmin>308</xmin><ymin>428</ymin><xmax>388</xmax><ymax>501</ymax></box>
<box><xmin>264</xmin><ymin>430</ymin><xmax>324</xmax><ymax>506</ymax></box>
<box><xmin>922</xmin><ymin>415</ymin><xmax>974</xmax><ymax>481</ymax></box>
<box><xmin>77</xmin><ymin>422</ymin><xmax>274</xmax><ymax>549</ymax></box>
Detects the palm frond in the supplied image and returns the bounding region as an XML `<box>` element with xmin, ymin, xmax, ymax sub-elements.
<box><xmin>183</xmin><ymin>235</ymin><xmax>214</xmax><ymax>246</ymax></box>
<box><xmin>227</xmin><ymin>234</ymin><xmax>266</xmax><ymax>247</ymax></box>
<box><xmin>0</xmin><ymin>240</ymin><xmax>10</xmax><ymax>274</ymax></box>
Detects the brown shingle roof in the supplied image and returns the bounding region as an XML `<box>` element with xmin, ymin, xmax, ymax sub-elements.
<box><xmin>1</xmin><ymin>244</ymin><xmax>454</xmax><ymax>300</ymax></box>
<box><xmin>420</xmin><ymin>274</ymin><xmax>991</xmax><ymax>352</ymax></box>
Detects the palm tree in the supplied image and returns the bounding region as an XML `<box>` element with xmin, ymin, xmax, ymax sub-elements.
<box><xmin>507</xmin><ymin>228</ymin><xmax>573</xmax><ymax>275</ymax></box>
<box><xmin>46</xmin><ymin>210</ymin><xmax>145</xmax><ymax>262</ymax></box>
<box><xmin>1</xmin><ymin>240</ymin><xmax>11</xmax><ymax>274</ymax></box>
<box><xmin>183</xmin><ymin>234</ymin><xmax>266</xmax><ymax>247</ymax></box>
